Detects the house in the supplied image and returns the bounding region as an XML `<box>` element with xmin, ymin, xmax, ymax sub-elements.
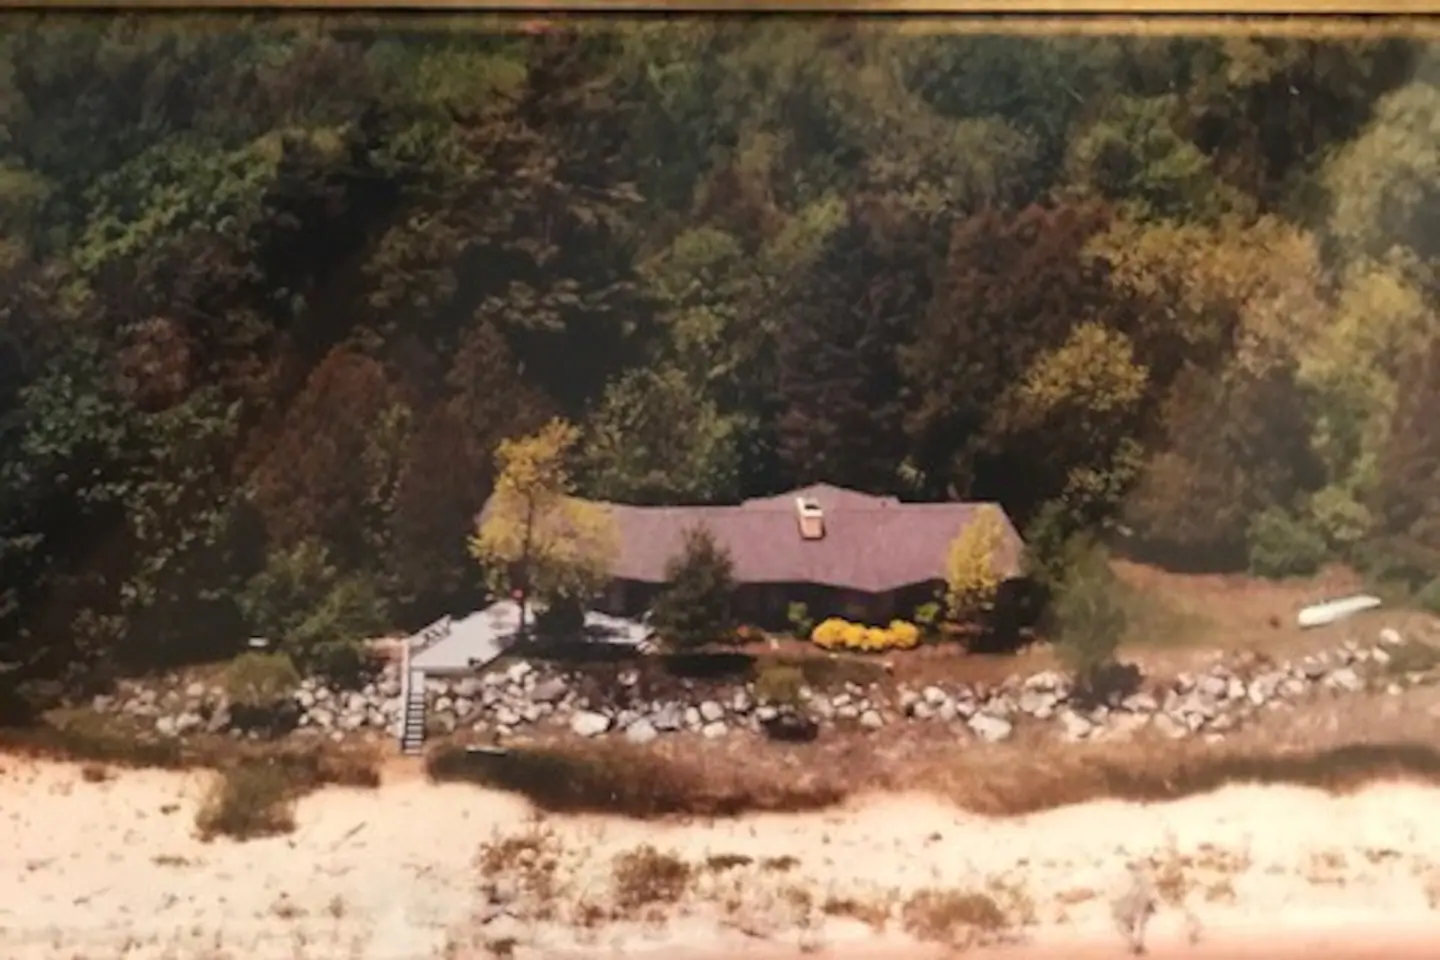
<box><xmin>590</xmin><ymin>483</ymin><xmax>1027</xmax><ymax>627</ymax></box>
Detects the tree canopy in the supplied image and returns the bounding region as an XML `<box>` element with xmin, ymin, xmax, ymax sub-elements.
<box><xmin>2</xmin><ymin>16</ymin><xmax>1438</xmax><ymax>706</ymax></box>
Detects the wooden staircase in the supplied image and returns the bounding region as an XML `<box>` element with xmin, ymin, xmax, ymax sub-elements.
<box><xmin>398</xmin><ymin>615</ymin><xmax>452</xmax><ymax>757</ymax></box>
<box><xmin>400</xmin><ymin>669</ymin><xmax>427</xmax><ymax>756</ymax></box>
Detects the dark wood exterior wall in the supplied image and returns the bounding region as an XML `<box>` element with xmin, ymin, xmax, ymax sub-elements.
<box><xmin>597</xmin><ymin>578</ymin><xmax>946</xmax><ymax>630</ymax></box>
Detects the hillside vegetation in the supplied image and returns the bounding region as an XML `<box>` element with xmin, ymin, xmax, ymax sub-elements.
<box><xmin>2</xmin><ymin>16</ymin><xmax>1439</xmax><ymax>713</ymax></box>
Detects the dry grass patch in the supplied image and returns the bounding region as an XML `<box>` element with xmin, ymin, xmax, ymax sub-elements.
<box><xmin>821</xmin><ymin>894</ymin><xmax>893</xmax><ymax>931</ymax></box>
<box><xmin>705</xmin><ymin>852</ymin><xmax>755</xmax><ymax>872</ymax></box>
<box><xmin>475</xmin><ymin>821</ymin><xmax>566</xmax><ymax>918</ymax></box>
<box><xmin>1384</xmin><ymin>639</ymin><xmax>1440</xmax><ymax>677</ymax></box>
<box><xmin>426</xmin><ymin>738</ymin><xmax>845</xmax><ymax>818</ymax></box>
<box><xmin>194</xmin><ymin>761</ymin><xmax>297</xmax><ymax>841</ymax></box>
<box><xmin>901</xmin><ymin>888</ymin><xmax>1015</xmax><ymax>948</ymax></box>
<box><xmin>425</xmin><ymin>697</ymin><xmax>1440</xmax><ymax>822</ymax></box>
<box><xmin>0</xmin><ymin>708</ymin><xmax>382</xmax><ymax>790</ymax></box>
<box><xmin>79</xmin><ymin>762</ymin><xmax>112</xmax><ymax>783</ymax></box>
<box><xmin>1204</xmin><ymin>878</ymin><xmax>1237</xmax><ymax>903</ymax></box>
<box><xmin>611</xmin><ymin>844</ymin><xmax>694</xmax><ymax>914</ymax></box>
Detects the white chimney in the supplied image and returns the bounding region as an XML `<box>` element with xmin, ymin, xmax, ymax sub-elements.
<box><xmin>795</xmin><ymin>497</ymin><xmax>825</xmax><ymax>540</ymax></box>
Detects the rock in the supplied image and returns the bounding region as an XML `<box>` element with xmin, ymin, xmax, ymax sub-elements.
<box><xmin>434</xmin><ymin>696</ymin><xmax>453</xmax><ymax>715</ymax></box>
<box><xmin>309</xmin><ymin>708</ymin><xmax>335</xmax><ymax>730</ymax></box>
<box><xmin>701</xmin><ymin>720</ymin><xmax>728</xmax><ymax>739</ymax></box>
<box><xmin>1152</xmin><ymin>713</ymin><xmax>1188</xmax><ymax>740</ymax></box>
<box><xmin>1379</xmin><ymin>627</ymin><xmax>1404</xmax><ymax>647</ymax></box>
<box><xmin>699</xmin><ymin>700</ymin><xmax>725</xmax><ymax>723</ymax></box>
<box><xmin>1325</xmin><ymin>667</ymin><xmax>1364</xmax><ymax>694</ymax></box>
<box><xmin>1198</xmin><ymin>675</ymin><xmax>1228</xmax><ymax>700</ymax></box>
<box><xmin>625</xmin><ymin>718</ymin><xmax>659</xmax><ymax>744</ymax></box>
<box><xmin>936</xmin><ymin>701</ymin><xmax>958</xmax><ymax>724</ymax></box>
<box><xmin>652</xmin><ymin>703</ymin><xmax>684</xmax><ymax>731</ymax></box>
<box><xmin>453</xmin><ymin>697</ymin><xmax>475</xmax><ymax>718</ymax></box>
<box><xmin>495</xmin><ymin>706</ymin><xmax>521</xmax><ymax>727</ymax></box>
<box><xmin>968</xmin><ymin>713</ymin><xmax>1013</xmax><ymax>743</ymax></box>
<box><xmin>1024</xmin><ymin>670</ymin><xmax>1066</xmax><ymax>692</ymax></box>
<box><xmin>859</xmin><ymin>709</ymin><xmax>884</xmax><ymax>730</ymax></box>
<box><xmin>922</xmin><ymin>685</ymin><xmax>948</xmax><ymax>706</ymax></box>
<box><xmin>154</xmin><ymin>715</ymin><xmax>178</xmax><ymax>737</ymax></box>
<box><xmin>185</xmin><ymin>681</ymin><xmax>207</xmax><ymax>700</ymax></box>
<box><xmin>1018</xmin><ymin>689</ymin><xmax>1059</xmax><ymax>718</ymax></box>
<box><xmin>530</xmin><ymin>677</ymin><xmax>567</xmax><ymax>703</ymax></box>
<box><xmin>1121</xmin><ymin>692</ymin><xmax>1158</xmax><ymax>714</ymax></box>
<box><xmin>569</xmin><ymin>710</ymin><xmax>610</xmax><ymax>738</ymax></box>
<box><xmin>683</xmin><ymin>706</ymin><xmax>702</xmax><ymax>728</ymax></box>
<box><xmin>1058</xmin><ymin>711</ymin><xmax>1093</xmax><ymax>742</ymax></box>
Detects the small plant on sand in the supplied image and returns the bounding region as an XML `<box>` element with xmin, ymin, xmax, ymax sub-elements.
<box><xmin>79</xmin><ymin>763</ymin><xmax>112</xmax><ymax>783</ymax></box>
<box><xmin>1111</xmin><ymin>864</ymin><xmax>1159</xmax><ymax>955</ymax></box>
<box><xmin>194</xmin><ymin>761</ymin><xmax>297</xmax><ymax>841</ymax></box>
<box><xmin>476</xmin><ymin>821</ymin><xmax>566</xmax><ymax>917</ymax></box>
<box><xmin>902</xmin><ymin>888</ymin><xmax>1011</xmax><ymax>948</ymax></box>
<box><xmin>612</xmin><ymin>845</ymin><xmax>694</xmax><ymax>913</ymax></box>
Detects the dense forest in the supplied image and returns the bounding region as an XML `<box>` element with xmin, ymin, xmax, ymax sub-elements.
<box><xmin>2</xmin><ymin>15</ymin><xmax>1438</xmax><ymax>708</ymax></box>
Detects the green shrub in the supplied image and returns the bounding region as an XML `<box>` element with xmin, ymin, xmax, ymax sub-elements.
<box><xmin>786</xmin><ymin>601</ymin><xmax>814</xmax><ymax>639</ymax></box>
<box><xmin>1050</xmin><ymin>540</ymin><xmax>1127</xmax><ymax>691</ymax></box>
<box><xmin>238</xmin><ymin>540</ymin><xmax>389</xmax><ymax>675</ymax></box>
<box><xmin>753</xmin><ymin>663</ymin><xmax>805</xmax><ymax>705</ymax></box>
<box><xmin>195</xmin><ymin>762</ymin><xmax>297</xmax><ymax>841</ymax></box>
<box><xmin>649</xmin><ymin>525</ymin><xmax>736</xmax><ymax>649</ymax></box>
<box><xmin>913</xmin><ymin>601</ymin><xmax>941</xmax><ymax>632</ymax></box>
<box><xmin>1385</xmin><ymin>638</ymin><xmax>1440</xmax><ymax>676</ymax></box>
<box><xmin>1245</xmin><ymin>507</ymin><xmax>1328</xmax><ymax>579</ymax></box>
<box><xmin>1417</xmin><ymin>578</ymin><xmax>1440</xmax><ymax>616</ymax></box>
<box><xmin>1021</xmin><ymin>499</ymin><xmax>1082</xmax><ymax>592</ymax></box>
<box><xmin>304</xmin><ymin>640</ymin><xmax>372</xmax><ymax>690</ymax></box>
<box><xmin>222</xmin><ymin>652</ymin><xmax>301</xmax><ymax>709</ymax></box>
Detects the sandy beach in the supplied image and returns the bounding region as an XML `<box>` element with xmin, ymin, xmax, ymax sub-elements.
<box><xmin>3</xmin><ymin>758</ymin><xmax>1440</xmax><ymax>959</ymax></box>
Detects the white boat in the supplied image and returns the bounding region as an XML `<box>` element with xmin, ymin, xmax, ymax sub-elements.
<box><xmin>1296</xmin><ymin>595</ymin><xmax>1382</xmax><ymax>629</ymax></box>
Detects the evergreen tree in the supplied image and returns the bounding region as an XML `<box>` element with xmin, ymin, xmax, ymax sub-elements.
<box><xmin>648</xmin><ymin>526</ymin><xmax>737</xmax><ymax>650</ymax></box>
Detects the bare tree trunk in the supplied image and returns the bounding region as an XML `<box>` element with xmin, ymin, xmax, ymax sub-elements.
<box><xmin>517</xmin><ymin>496</ymin><xmax>536</xmax><ymax>641</ymax></box>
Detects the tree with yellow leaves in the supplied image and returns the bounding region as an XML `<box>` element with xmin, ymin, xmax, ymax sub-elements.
<box><xmin>944</xmin><ymin>504</ymin><xmax>1007</xmax><ymax>623</ymax></box>
<box><xmin>468</xmin><ymin>419</ymin><xmax>619</xmax><ymax>638</ymax></box>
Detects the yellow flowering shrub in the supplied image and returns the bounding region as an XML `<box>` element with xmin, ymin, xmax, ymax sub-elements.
<box><xmin>840</xmin><ymin>623</ymin><xmax>867</xmax><ymax>650</ymax></box>
<box><xmin>887</xmin><ymin>620</ymin><xmax>921</xmax><ymax>649</ymax></box>
<box><xmin>811</xmin><ymin>617</ymin><xmax>849</xmax><ymax>650</ymax></box>
<box><xmin>808</xmin><ymin>617</ymin><xmax>924</xmax><ymax>653</ymax></box>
